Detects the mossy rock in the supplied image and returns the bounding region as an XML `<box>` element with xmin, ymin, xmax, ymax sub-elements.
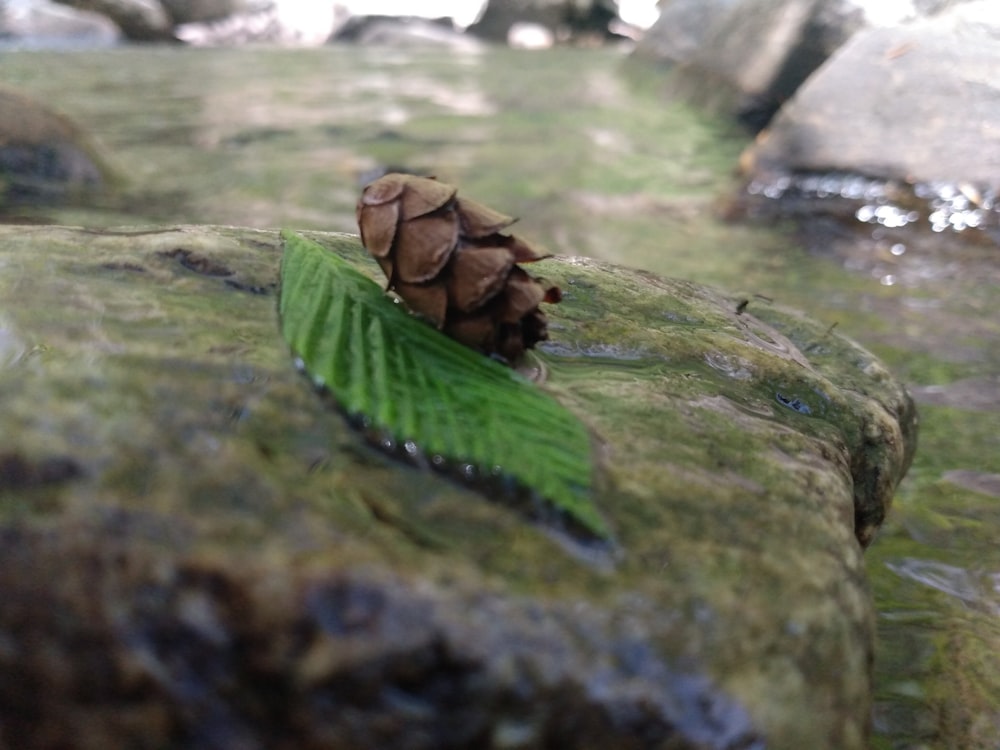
<box><xmin>0</xmin><ymin>224</ymin><xmax>916</xmax><ymax>749</ymax></box>
<box><xmin>0</xmin><ymin>86</ymin><xmax>119</xmax><ymax>206</ymax></box>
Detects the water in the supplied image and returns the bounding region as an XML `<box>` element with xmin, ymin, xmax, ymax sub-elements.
<box><xmin>3</xmin><ymin>44</ymin><xmax>998</xmax><ymax>747</ymax></box>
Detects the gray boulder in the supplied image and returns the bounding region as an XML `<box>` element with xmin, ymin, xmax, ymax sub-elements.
<box><xmin>0</xmin><ymin>0</ymin><xmax>120</xmax><ymax>45</ymax></box>
<box><xmin>740</xmin><ymin>2</ymin><xmax>1000</xmax><ymax>190</ymax></box>
<box><xmin>51</xmin><ymin>0</ymin><xmax>177</xmax><ymax>40</ymax></box>
<box><xmin>633</xmin><ymin>0</ymin><xmax>866</xmax><ymax>129</ymax></box>
<box><xmin>0</xmin><ymin>225</ymin><xmax>916</xmax><ymax>749</ymax></box>
<box><xmin>632</xmin><ymin>0</ymin><xmax>991</xmax><ymax>130</ymax></box>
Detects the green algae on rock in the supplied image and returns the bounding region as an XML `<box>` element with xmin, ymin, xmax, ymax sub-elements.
<box><xmin>0</xmin><ymin>224</ymin><xmax>915</xmax><ymax>750</ymax></box>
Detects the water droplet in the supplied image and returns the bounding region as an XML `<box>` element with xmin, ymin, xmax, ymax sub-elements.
<box><xmin>890</xmin><ymin>243</ymin><xmax>906</xmax><ymax>256</ymax></box>
<box><xmin>880</xmin><ymin>274</ymin><xmax>896</xmax><ymax>287</ymax></box>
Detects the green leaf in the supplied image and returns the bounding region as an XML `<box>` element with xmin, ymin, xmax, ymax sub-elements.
<box><xmin>278</xmin><ymin>230</ymin><xmax>607</xmax><ymax>539</ymax></box>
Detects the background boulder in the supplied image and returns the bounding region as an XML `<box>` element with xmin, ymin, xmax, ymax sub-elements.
<box><xmin>633</xmin><ymin>0</ymin><xmax>865</xmax><ymax>129</ymax></box>
<box><xmin>633</xmin><ymin>0</ymin><xmax>993</xmax><ymax>130</ymax></box>
<box><xmin>0</xmin><ymin>0</ymin><xmax>120</xmax><ymax>44</ymax></box>
<box><xmin>740</xmin><ymin>2</ymin><xmax>1000</xmax><ymax>190</ymax></box>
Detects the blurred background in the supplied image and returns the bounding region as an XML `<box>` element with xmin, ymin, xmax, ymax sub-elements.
<box><xmin>2</xmin><ymin>1</ymin><xmax>998</xmax><ymax>747</ymax></box>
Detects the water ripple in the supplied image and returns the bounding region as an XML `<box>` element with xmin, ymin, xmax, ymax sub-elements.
<box><xmin>886</xmin><ymin>558</ymin><xmax>1000</xmax><ymax>616</ymax></box>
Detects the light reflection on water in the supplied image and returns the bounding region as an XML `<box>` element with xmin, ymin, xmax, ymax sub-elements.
<box><xmin>746</xmin><ymin>171</ymin><xmax>1000</xmax><ymax>237</ymax></box>
<box><xmin>1</xmin><ymin>44</ymin><xmax>998</xmax><ymax>748</ymax></box>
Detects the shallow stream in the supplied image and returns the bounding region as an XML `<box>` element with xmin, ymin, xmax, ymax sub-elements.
<box><xmin>2</xmin><ymin>45</ymin><xmax>998</xmax><ymax>747</ymax></box>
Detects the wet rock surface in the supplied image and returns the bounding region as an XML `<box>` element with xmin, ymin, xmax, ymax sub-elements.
<box><xmin>0</xmin><ymin>224</ymin><xmax>916</xmax><ymax>749</ymax></box>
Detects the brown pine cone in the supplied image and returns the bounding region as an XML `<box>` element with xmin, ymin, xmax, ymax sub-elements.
<box><xmin>356</xmin><ymin>173</ymin><xmax>560</xmax><ymax>363</ymax></box>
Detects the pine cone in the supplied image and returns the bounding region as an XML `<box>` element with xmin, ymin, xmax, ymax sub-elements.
<box><xmin>357</xmin><ymin>173</ymin><xmax>560</xmax><ymax>363</ymax></box>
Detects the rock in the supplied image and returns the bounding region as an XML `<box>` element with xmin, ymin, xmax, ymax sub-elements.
<box><xmin>175</xmin><ymin>1</ymin><xmax>335</xmax><ymax>45</ymax></box>
<box><xmin>468</xmin><ymin>0</ymin><xmax>618</xmax><ymax>44</ymax></box>
<box><xmin>329</xmin><ymin>16</ymin><xmax>484</xmax><ymax>52</ymax></box>
<box><xmin>0</xmin><ymin>0</ymin><xmax>120</xmax><ymax>46</ymax></box>
<box><xmin>631</xmin><ymin>0</ymin><xmax>995</xmax><ymax>131</ymax></box>
<box><xmin>159</xmin><ymin>0</ymin><xmax>250</xmax><ymax>24</ymax></box>
<box><xmin>932</xmin><ymin>614</ymin><xmax>1000</xmax><ymax>746</ymax></box>
<box><xmin>632</xmin><ymin>0</ymin><xmax>866</xmax><ymax>130</ymax></box>
<box><xmin>740</xmin><ymin>2</ymin><xmax>1000</xmax><ymax>191</ymax></box>
<box><xmin>0</xmin><ymin>86</ymin><xmax>119</xmax><ymax>205</ymax></box>
<box><xmin>0</xmin><ymin>225</ymin><xmax>916</xmax><ymax>749</ymax></box>
<box><xmin>629</xmin><ymin>0</ymin><xmax>737</xmax><ymax>62</ymax></box>
<box><xmin>877</xmin><ymin>556</ymin><xmax>1000</xmax><ymax>746</ymax></box>
<box><xmin>50</xmin><ymin>0</ymin><xmax>178</xmax><ymax>41</ymax></box>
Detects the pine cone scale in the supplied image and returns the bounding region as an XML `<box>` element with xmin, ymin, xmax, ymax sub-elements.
<box><xmin>394</xmin><ymin>211</ymin><xmax>459</xmax><ymax>283</ymax></box>
<box><xmin>498</xmin><ymin>268</ymin><xmax>546</xmax><ymax>323</ymax></box>
<box><xmin>359</xmin><ymin>175</ymin><xmax>405</xmax><ymax>206</ymax></box>
<box><xmin>357</xmin><ymin>200</ymin><xmax>399</xmax><ymax>259</ymax></box>
<box><xmin>398</xmin><ymin>179</ymin><xmax>456</xmax><ymax>220</ymax></box>
<box><xmin>447</xmin><ymin>246</ymin><xmax>515</xmax><ymax>312</ymax></box>
<box><xmin>456</xmin><ymin>197</ymin><xmax>517</xmax><ymax>238</ymax></box>
<box><xmin>394</xmin><ymin>280</ymin><xmax>448</xmax><ymax>327</ymax></box>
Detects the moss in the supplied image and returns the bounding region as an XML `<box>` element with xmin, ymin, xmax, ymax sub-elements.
<box><xmin>0</xmin><ymin>221</ymin><xmax>913</xmax><ymax>749</ymax></box>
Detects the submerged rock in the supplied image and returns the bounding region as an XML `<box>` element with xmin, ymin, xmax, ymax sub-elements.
<box><xmin>0</xmin><ymin>86</ymin><xmax>119</xmax><ymax>206</ymax></box>
<box><xmin>0</xmin><ymin>225</ymin><xmax>915</xmax><ymax>749</ymax></box>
